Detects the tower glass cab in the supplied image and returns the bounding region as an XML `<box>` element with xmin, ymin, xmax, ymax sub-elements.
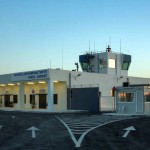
<box><xmin>79</xmin><ymin>46</ymin><xmax>131</xmax><ymax>77</ymax></box>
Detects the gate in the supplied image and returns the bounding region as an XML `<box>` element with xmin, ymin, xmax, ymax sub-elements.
<box><xmin>67</xmin><ymin>87</ymin><xmax>99</xmax><ymax>112</ymax></box>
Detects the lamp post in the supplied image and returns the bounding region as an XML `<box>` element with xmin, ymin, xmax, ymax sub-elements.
<box><xmin>68</xmin><ymin>73</ymin><xmax>82</xmax><ymax>110</ymax></box>
<box><xmin>69</xmin><ymin>73</ymin><xmax>71</xmax><ymax>109</ymax></box>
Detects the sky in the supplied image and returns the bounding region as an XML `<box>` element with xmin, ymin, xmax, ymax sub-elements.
<box><xmin>0</xmin><ymin>0</ymin><xmax>150</xmax><ymax>78</ymax></box>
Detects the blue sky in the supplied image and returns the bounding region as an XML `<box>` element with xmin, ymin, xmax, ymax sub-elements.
<box><xmin>0</xmin><ymin>0</ymin><xmax>150</xmax><ymax>78</ymax></box>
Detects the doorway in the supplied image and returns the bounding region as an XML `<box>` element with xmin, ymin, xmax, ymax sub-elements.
<box><xmin>39</xmin><ymin>94</ymin><xmax>47</xmax><ymax>109</ymax></box>
<box><xmin>5</xmin><ymin>95</ymin><xmax>11</xmax><ymax>107</ymax></box>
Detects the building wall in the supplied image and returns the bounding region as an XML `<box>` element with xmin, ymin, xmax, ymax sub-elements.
<box><xmin>129</xmin><ymin>76</ymin><xmax>150</xmax><ymax>85</ymax></box>
<box><xmin>0</xmin><ymin>74</ymin><xmax>11</xmax><ymax>83</ymax></box>
<box><xmin>145</xmin><ymin>102</ymin><xmax>150</xmax><ymax>112</ymax></box>
<box><xmin>24</xmin><ymin>82</ymin><xmax>48</xmax><ymax>109</ymax></box>
<box><xmin>0</xmin><ymin>84</ymin><xmax>19</xmax><ymax>108</ymax></box>
<box><xmin>54</xmin><ymin>81</ymin><xmax>67</xmax><ymax>111</ymax></box>
<box><xmin>0</xmin><ymin>68</ymin><xmax>150</xmax><ymax>112</ymax></box>
<box><xmin>95</xmin><ymin>52</ymin><xmax>107</xmax><ymax>74</ymax></box>
<box><xmin>50</xmin><ymin>69</ymin><xmax>150</xmax><ymax>112</ymax></box>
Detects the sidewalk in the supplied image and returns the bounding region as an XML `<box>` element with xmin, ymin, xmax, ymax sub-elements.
<box><xmin>0</xmin><ymin>107</ymin><xmax>88</xmax><ymax>114</ymax></box>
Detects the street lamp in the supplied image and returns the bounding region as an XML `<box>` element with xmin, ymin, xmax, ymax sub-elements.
<box><xmin>117</xmin><ymin>76</ymin><xmax>123</xmax><ymax>82</ymax></box>
<box><xmin>75</xmin><ymin>74</ymin><xmax>81</xmax><ymax>80</ymax></box>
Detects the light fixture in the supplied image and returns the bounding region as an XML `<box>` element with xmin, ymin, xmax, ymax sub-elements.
<box><xmin>8</xmin><ymin>83</ymin><xmax>15</xmax><ymax>86</ymax></box>
<box><xmin>0</xmin><ymin>84</ymin><xmax>5</xmax><ymax>86</ymax></box>
<box><xmin>17</xmin><ymin>83</ymin><xmax>20</xmax><ymax>85</ymax></box>
<box><xmin>27</xmin><ymin>82</ymin><xmax>34</xmax><ymax>85</ymax></box>
<box><xmin>38</xmin><ymin>81</ymin><xmax>46</xmax><ymax>84</ymax></box>
<box><xmin>53</xmin><ymin>81</ymin><xmax>58</xmax><ymax>83</ymax></box>
<box><xmin>75</xmin><ymin>74</ymin><xmax>82</xmax><ymax>80</ymax></box>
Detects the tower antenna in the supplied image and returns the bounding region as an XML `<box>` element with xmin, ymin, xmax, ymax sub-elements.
<box><xmin>120</xmin><ymin>39</ymin><xmax>122</xmax><ymax>53</ymax></box>
<box><xmin>109</xmin><ymin>37</ymin><xmax>111</xmax><ymax>47</ymax></box>
<box><xmin>94</xmin><ymin>42</ymin><xmax>95</xmax><ymax>52</ymax></box>
<box><xmin>106</xmin><ymin>41</ymin><xmax>107</xmax><ymax>49</ymax></box>
<box><xmin>89</xmin><ymin>40</ymin><xmax>91</xmax><ymax>53</ymax></box>
<box><xmin>50</xmin><ymin>59</ymin><xmax>51</xmax><ymax>69</ymax></box>
<box><xmin>62</xmin><ymin>45</ymin><xmax>63</xmax><ymax>70</ymax></box>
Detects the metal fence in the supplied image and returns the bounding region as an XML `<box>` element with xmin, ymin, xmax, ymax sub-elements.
<box><xmin>100</xmin><ymin>96</ymin><xmax>115</xmax><ymax>112</ymax></box>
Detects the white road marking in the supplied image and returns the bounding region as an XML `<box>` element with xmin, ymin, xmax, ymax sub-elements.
<box><xmin>56</xmin><ymin>115</ymin><xmax>139</xmax><ymax>148</ymax></box>
<box><xmin>56</xmin><ymin>117</ymin><xmax>79</xmax><ymax>147</ymax></box>
<box><xmin>69</xmin><ymin>126</ymin><xmax>92</xmax><ymax>129</ymax></box>
<box><xmin>12</xmin><ymin>116</ymin><xmax>15</xmax><ymax>118</ymax></box>
<box><xmin>123</xmin><ymin>126</ymin><xmax>136</xmax><ymax>138</ymax></box>
<box><xmin>27</xmin><ymin>126</ymin><xmax>40</xmax><ymax>138</ymax></box>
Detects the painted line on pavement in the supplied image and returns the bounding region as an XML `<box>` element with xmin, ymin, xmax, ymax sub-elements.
<box><xmin>56</xmin><ymin>116</ymin><xmax>140</xmax><ymax>148</ymax></box>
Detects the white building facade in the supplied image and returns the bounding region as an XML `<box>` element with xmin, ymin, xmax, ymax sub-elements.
<box><xmin>0</xmin><ymin>47</ymin><xmax>150</xmax><ymax>113</ymax></box>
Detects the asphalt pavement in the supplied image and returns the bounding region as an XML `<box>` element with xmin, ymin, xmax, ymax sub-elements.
<box><xmin>0</xmin><ymin>111</ymin><xmax>149</xmax><ymax>150</ymax></box>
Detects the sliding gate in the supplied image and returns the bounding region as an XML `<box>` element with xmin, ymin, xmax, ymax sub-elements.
<box><xmin>67</xmin><ymin>87</ymin><xmax>99</xmax><ymax>112</ymax></box>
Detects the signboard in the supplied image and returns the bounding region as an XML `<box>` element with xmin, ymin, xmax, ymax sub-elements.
<box><xmin>11</xmin><ymin>69</ymin><xmax>49</xmax><ymax>82</ymax></box>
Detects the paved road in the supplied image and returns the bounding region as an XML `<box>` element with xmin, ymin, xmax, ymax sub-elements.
<box><xmin>0</xmin><ymin>111</ymin><xmax>149</xmax><ymax>150</ymax></box>
<box><xmin>56</xmin><ymin>114</ymin><xmax>132</xmax><ymax>148</ymax></box>
<box><xmin>80</xmin><ymin>116</ymin><xmax>150</xmax><ymax>150</ymax></box>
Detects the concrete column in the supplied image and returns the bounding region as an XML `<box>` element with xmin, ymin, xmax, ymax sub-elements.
<box><xmin>47</xmin><ymin>79</ymin><xmax>54</xmax><ymax>111</ymax></box>
<box><xmin>10</xmin><ymin>95</ymin><xmax>13</xmax><ymax>103</ymax></box>
<box><xmin>2</xmin><ymin>96</ymin><xmax>4</xmax><ymax>107</ymax></box>
<box><xmin>19</xmin><ymin>82</ymin><xmax>24</xmax><ymax>109</ymax></box>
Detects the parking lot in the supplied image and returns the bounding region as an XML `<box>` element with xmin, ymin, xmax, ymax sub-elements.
<box><xmin>0</xmin><ymin>111</ymin><xmax>149</xmax><ymax>150</ymax></box>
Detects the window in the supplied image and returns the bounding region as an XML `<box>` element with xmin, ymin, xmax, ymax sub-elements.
<box><xmin>99</xmin><ymin>58</ymin><xmax>107</xmax><ymax>69</ymax></box>
<box><xmin>122</xmin><ymin>61</ymin><xmax>130</xmax><ymax>70</ymax></box>
<box><xmin>80</xmin><ymin>62</ymin><xmax>90</xmax><ymax>72</ymax></box>
<box><xmin>144</xmin><ymin>92</ymin><xmax>150</xmax><ymax>102</ymax></box>
<box><xmin>13</xmin><ymin>95</ymin><xmax>18</xmax><ymax>103</ymax></box>
<box><xmin>122</xmin><ymin>54</ymin><xmax>131</xmax><ymax>70</ymax></box>
<box><xmin>79</xmin><ymin>54</ymin><xmax>95</xmax><ymax>72</ymax></box>
<box><xmin>30</xmin><ymin>94</ymin><xmax>35</xmax><ymax>105</ymax></box>
<box><xmin>53</xmin><ymin>94</ymin><xmax>58</xmax><ymax>104</ymax></box>
<box><xmin>118</xmin><ymin>92</ymin><xmax>134</xmax><ymax>102</ymax></box>
<box><xmin>108</xmin><ymin>59</ymin><xmax>115</xmax><ymax>68</ymax></box>
<box><xmin>145</xmin><ymin>95</ymin><xmax>150</xmax><ymax>102</ymax></box>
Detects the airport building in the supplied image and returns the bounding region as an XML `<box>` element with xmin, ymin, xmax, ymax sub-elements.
<box><xmin>0</xmin><ymin>46</ymin><xmax>150</xmax><ymax>113</ymax></box>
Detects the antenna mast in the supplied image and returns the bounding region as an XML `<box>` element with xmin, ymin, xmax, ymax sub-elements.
<box><xmin>62</xmin><ymin>45</ymin><xmax>63</xmax><ymax>70</ymax></box>
<box><xmin>50</xmin><ymin>59</ymin><xmax>51</xmax><ymax>69</ymax></box>
<box><xmin>120</xmin><ymin>39</ymin><xmax>122</xmax><ymax>53</ymax></box>
<box><xmin>109</xmin><ymin>37</ymin><xmax>111</xmax><ymax>47</ymax></box>
<box><xmin>89</xmin><ymin>40</ymin><xmax>90</xmax><ymax>53</ymax></box>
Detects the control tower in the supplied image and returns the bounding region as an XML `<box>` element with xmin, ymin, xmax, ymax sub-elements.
<box><xmin>79</xmin><ymin>45</ymin><xmax>131</xmax><ymax>77</ymax></box>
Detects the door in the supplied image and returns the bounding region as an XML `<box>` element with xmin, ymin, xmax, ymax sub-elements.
<box><xmin>5</xmin><ymin>95</ymin><xmax>10</xmax><ymax>107</ymax></box>
<box><xmin>39</xmin><ymin>94</ymin><xmax>47</xmax><ymax>109</ymax></box>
